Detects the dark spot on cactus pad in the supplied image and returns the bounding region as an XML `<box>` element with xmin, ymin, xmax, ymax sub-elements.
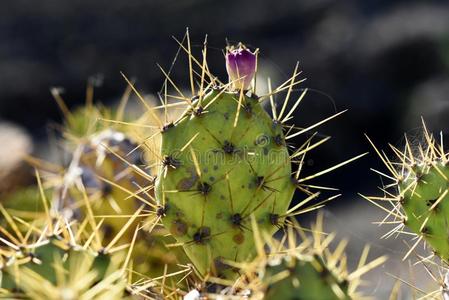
<box><xmin>415</xmin><ymin>172</ymin><xmax>424</xmax><ymax>182</ymax></box>
<box><xmin>209</xmin><ymin>176</ymin><xmax>215</xmax><ymax>182</ymax></box>
<box><xmin>269</xmin><ymin>213</ymin><xmax>280</xmax><ymax>225</ymax></box>
<box><xmin>220</xmin><ymin>195</ymin><xmax>225</xmax><ymax>200</ymax></box>
<box><xmin>198</xmin><ymin>182</ymin><xmax>212</xmax><ymax>195</ymax></box>
<box><xmin>290</xmin><ymin>176</ymin><xmax>299</xmax><ymax>186</ymax></box>
<box><xmin>203</xmin><ymin>167</ymin><xmax>208</xmax><ymax>173</ymax></box>
<box><xmin>249</xmin><ymin>92</ymin><xmax>259</xmax><ymax>101</ymax></box>
<box><xmin>102</xmin><ymin>224</ymin><xmax>114</xmax><ymax>240</ymax></box>
<box><xmin>216</xmin><ymin>212</ymin><xmax>223</xmax><ymax>219</ymax></box>
<box><xmin>214</xmin><ymin>256</ymin><xmax>231</xmax><ymax>272</ymax></box>
<box><xmin>230</xmin><ymin>213</ymin><xmax>243</xmax><ymax>226</ymax></box>
<box><xmin>162</xmin><ymin>155</ymin><xmax>181</xmax><ymax>169</ymax></box>
<box><xmin>341</xmin><ymin>279</ymin><xmax>350</xmax><ymax>290</ymax></box>
<box><xmin>256</xmin><ymin>176</ymin><xmax>265</xmax><ymax>188</ymax></box>
<box><xmin>426</xmin><ymin>199</ymin><xmax>437</xmax><ymax>207</ymax></box>
<box><xmin>170</xmin><ymin>219</ymin><xmax>188</xmax><ymax>236</ymax></box>
<box><xmin>102</xmin><ymin>183</ymin><xmax>113</xmax><ymax>196</ymax></box>
<box><xmin>421</xmin><ymin>226</ymin><xmax>431</xmax><ymax>235</ymax></box>
<box><xmin>213</xmin><ymin>165</ymin><xmax>218</xmax><ymax>170</ymax></box>
<box><xmin>161</xmin><ymin>122</ymin><xmax>174</xmax><ymax>133</ymax></box>
<box><xmin>193</xmin><ymin>226</ymin><xmax>211</xmax><ymax>244</ymax></box>
<box><xmin>263</xmin><ymin>148</ymin><xmax>269</xmax><ymax>155</ymax></box>
<box><xmin>224</xmin><ymin>112</ymin><xmax>230</xmax><ymax>120</ymax></box>
<box><xmin>27</xmin><ymin>251</ymin><xmax>38</xmax><ymax>260</ymax></box>
<box><xmin>222</xmin><ymin>140</ymin><xmax>235</xmax><ymax>154</ymax></box>
<box><xmin>233</xmin><ymin>232</ymin><xmax>244</xmax><ymax>244</ymax></box>
<box><xmin>244</xmin><ymin>103</ymin><xmax>252</xmax><ymax>116</ymax></box>
<box><xmin>156</xmin><ymin>204</ymin><xmax>168</xmax><ymax>217</ymax></box>
<box><xmin>273</xmin><ymin>134</ymin><xmax>284</xmax><ymax>146</ymax></box>
<box><xmin>318</xmin><ymin>265</ymin><xmax>331</xmax><ymax>280</ymax></box>
<box><xmin>138</xmin><ymin>231</ymin><xmax>156</xmax><ymax>247</ymax></box>
<box><xmin>193</xmin><ymin>106</ymin><xmax>204</xmax><ymax>117</ymax></box>
<box><xmin>177</xmin><ymin>170</ymin><xmax>199</xmax><ymax>191</ymax></box>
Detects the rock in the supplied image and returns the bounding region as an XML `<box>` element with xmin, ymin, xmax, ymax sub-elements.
<box><xmin>0</xmin><ymin>122</ymin><xmax>33</xmax><ymax>196</ymax></box>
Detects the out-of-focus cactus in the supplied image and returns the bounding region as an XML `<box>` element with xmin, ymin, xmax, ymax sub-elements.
<box><xmin>261</xmin><ymin>254</ymin><xmax>350</xmax><ymax>300</ymax></box>
<box><xmin>0</xmin><ymin>185</ymin><xmax>50</xmax><ymax>227</ymax></box>
<box><xmin>46</xmin><ymin>84</ymin><xmax>193</xmax><ymax>291</ymax></box>
<box><xmin>0</xmin><ymin>218</ymin><xmax>131</xmax><ymax>299</ymax></box>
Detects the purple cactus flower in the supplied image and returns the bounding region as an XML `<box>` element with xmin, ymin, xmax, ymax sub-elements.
<box><xmin>225</xmin><ymin>44</ymin><xmax>257</xmax><ymax>91</ymax></box>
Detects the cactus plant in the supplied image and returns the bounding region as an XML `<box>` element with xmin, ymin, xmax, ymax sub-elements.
<box><xmin>0</xmin><ymin>216</ymin><xmax>131</xmax><ymax>299</ymax></box>
<box><xmin>261</xmin><ymin>254</ymin><xmax>351</xmax><ymax>300</ymax></box>
<box><xmin>364</xmin><ymin>122</ymin><xmax>449</xmax><ymax>262</ymax></box>
<box><xmin>183</xmin><ymin>214</ymin><xmax>386</xmax><ymax>300</ymax></box>
<box><xmin>45</xmin><ymin>84</ymin><xmax>193</xmax><ymax>291</ymax></box>
<box><xmin>154</xmin><ymin>79</ymin><xmax>295</xmax><ymax>277</ymax></box>
<box><xmin>0</xmin><ymin>31</ymin><xmax>397</xmax><ymax>299</ymax></box>
<box><xmin>146</xmin><ymin>38</ymin><xmax>362</xmax><ymax>279</ymax></box>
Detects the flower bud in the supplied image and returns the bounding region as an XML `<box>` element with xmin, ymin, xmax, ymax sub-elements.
<box><xmin>225</xmin><ymin>44</ymin><xmax>256</xmax><ymax>91</ymax></box>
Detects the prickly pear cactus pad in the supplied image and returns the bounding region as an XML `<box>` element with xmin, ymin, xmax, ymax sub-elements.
<box><xmin>208</xmin><ymin>215</ymin><xmax>386</xmax><ymax>300</ymax></box>
<box><xmin>262</xmin><ymin>255</ymin><xmax>350</xmax><ymax>300</ymax></box>
<box><xmin>365</xmin><ymin>122</ymin><xmax>449</xmax><ymax>262</ymax></box>
<box><xmin>42</xmin><ymin>91</ymin><xmax>154</xmax><ymax>244</ymax></box>
<box><xmin>399</xmin><ymin>161</ymin><xmax>449</xmax><ymax>260</ymax></box>
<box><xmin>155</xmin><ymin>87</ymin><xmax>295</xmax><ymax>277</ymax></box>
<box><xmin>153</xmin><ymin>43</ymin><xmax>295</xmax><ymax>277</ymax></box>
<box><xmin>143</xmin><ymin>35</ymin><xmax>362</xmax><ymax>278</ymax></box>
<box><xmin>0</xmin><ymin>217</ymin><xmax>131</xmax><ymax>299</ymax></box>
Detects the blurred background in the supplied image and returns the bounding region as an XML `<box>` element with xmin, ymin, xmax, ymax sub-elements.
<box><xmin>2</xmin><ymin>0</ymin><xmax>449</xmax><ymax>298</ymax></box>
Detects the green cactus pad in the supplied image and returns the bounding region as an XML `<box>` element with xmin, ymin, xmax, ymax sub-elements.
<box><xmin>262</xmin><ymin>254</ymin><xmax>350</xmax><ymax>300</ymax></box>
<box><xmin>366</xmin><ymin>127</ymin><xmax>449</xmax><ymax>264</ymax></box>
<box><xmin>155</xmin><ymin>89</ymin><xmax>295</xmax><ymax>277</ymax></box>
<box><xmin>1</xmin><ymin>238</ymin><xmax>112</xmax><ymax>291</ymax></box>
<box><xmin>399</xmin><ymin>162</ymin><xmax>449</xmax><ymax>261</ymax></box>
